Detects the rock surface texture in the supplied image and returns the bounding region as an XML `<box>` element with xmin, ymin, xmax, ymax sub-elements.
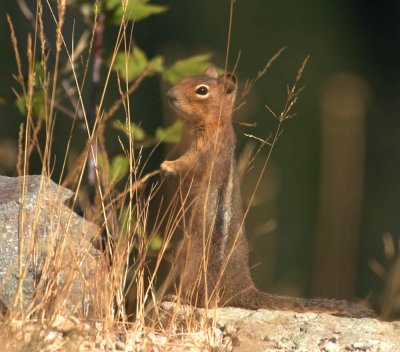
<box><xmin>160</xmin><ymin>302</ymin><xmax>400</xmax><ymax>352</ymax></box>
<box><xmin>0</xmin><ymin>175</ymin><xmax>100</xmax><ymax>317</ymax></box>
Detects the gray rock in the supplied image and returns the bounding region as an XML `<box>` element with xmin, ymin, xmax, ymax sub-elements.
<box><xmin>0</xmin><ymin>175</ymin><xmax>101</xmax><ymax>317</ymax></box>
<box><xmin>160</xmin><ymin>302</ymin><xmax>400</xmax><ymax>352</ymax></box>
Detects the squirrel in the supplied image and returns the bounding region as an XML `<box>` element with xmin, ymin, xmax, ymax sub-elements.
<box><xmin>160</xmin><ymin>66</ymin><xmax>376</xmax><ymax>318</ymax></box>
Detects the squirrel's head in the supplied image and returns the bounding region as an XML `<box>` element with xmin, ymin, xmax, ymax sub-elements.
<box><xmin>167</xmin><ymin>66</ymin><xmax>237</xmax><ymax>123</ymax></box>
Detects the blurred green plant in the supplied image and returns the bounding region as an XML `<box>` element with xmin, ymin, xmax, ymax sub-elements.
<box><xmin>67</xmin><ymin>0</ymin><xmax>167</xmax><ymax>22</ymax></box>
<box><xmin>15</xmin><ymin>62</ymin><xmax>46</xmax><ymax>119</ymax></box>
<box><xmin>105</xmin><ymin>0</ymin><xmax>168</xmax><ymax>23</ymax></box>
<box><xmin>112</xmin><ymin>47</ymin><xmax>164</xmax><ymax>82</ymax></box>
<box><xmin>14</xmin><ymin>0</ymin><xmax>218</xmax><ymax>174</ymax></box>
<box><xmin>10</xmin><ymin>0</ymin><xmax>220</xmax><ymax>269</ymax></box>
<box><xmin>162</xmin><ymin>54</ymin><xmax>213</xmax><ymax>85</ymax></box>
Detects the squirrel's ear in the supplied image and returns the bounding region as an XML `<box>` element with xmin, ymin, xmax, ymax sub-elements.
<box><xmin>204</xmin><ymin>66</ymin><xmax>218</xmax><ymax>79</ymax></box>
<box><xmin>219</xmin><ymin>73</ymin><xmax>237</xmax><ymax>95</ymax></box>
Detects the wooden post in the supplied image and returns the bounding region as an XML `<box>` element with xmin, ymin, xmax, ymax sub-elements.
<box><xmin>313</xmin><ymin>74</ymin><xmax>370</xmax><ymax>299</ymax></box>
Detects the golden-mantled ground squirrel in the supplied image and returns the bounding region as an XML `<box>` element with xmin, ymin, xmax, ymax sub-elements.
<box><xmin>161</xmin><ymin>66</ymin><xmax>375</xmax><ymax>318</ymax></box>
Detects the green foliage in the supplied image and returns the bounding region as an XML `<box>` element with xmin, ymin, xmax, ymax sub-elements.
<box><xmin>15</xmin><ymin>62</ymin><xmax>46</xmax><ymax>119</ymax></box>
<box><xmin>149</xmin><ymin>233</ymin><xmax>163</xmax><ymax>251</ymax></box>
<box><xmin>155</xmin><ymin>119</ymin><xmax>183</xmax><ymax>144</ymax></box>
<box><xmin>105</xmin><ymin>0</ymin><xmax>168</xmax><ymax>23</ymax></box>
<box><xmin>112</xmin><ymin>120</ymin><xmax>147</xmax><ymax>142</ymax></box>
<box><xmin>97</xmin><ymin>153</ymin><xmax>129</xmax><ymax>182</ymax></box>
<box><xmin>66</xmin><ymin>0</ymin><xmax>96</xmax><ymax>20</ymax></box>
<box><xmin>112</xmin><ymin>47</ymin><xmax>164</xmax><ymax>82</ymax></box>
<box><xmin>16</xmin><ymin>91</ymin><xmax>45</xmax><ymax>120</ymax></box>
<box><xmin>163</xmin><ymin>54</ymin><xmax>213</xmax><ymax>85</ymax></box>
<box><xmin>112</xmin><ymin>48</ymin><xmax>215</xmax><ymax>87</ymax></box>
<box><xmin>109</xmin><ymin>154</ymin><xmax>130</xmax><ymax>181</ymax></box>
<box><xmin>117</xmin><ymin>206</ymin><xmax>163</xmax><ymax>251</ymax></box>
<box><xmin>113</xmin><ymin>118</ymin><xmax>183</xmax><ymax>147</ymax></box>
<box><xmin>67</xmin><ymin>0</ymin><xmax>167</xmax><ymax>22</ymax></box>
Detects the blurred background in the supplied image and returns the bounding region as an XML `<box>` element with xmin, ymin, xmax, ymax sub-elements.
<box><xmin>1</xmin><ymin>0</ymin><xmax>400</xmax><ymax>312</ymax></box>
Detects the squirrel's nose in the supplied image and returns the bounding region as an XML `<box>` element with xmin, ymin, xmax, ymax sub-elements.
<box><xmin>167</xmin><ymin>89</ymin><xmax>177</xmax><ymax>105</ymax></box>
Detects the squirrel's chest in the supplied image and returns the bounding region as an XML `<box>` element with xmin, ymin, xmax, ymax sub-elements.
<box><xmin>185</xmin><ymin>155</ymin><xmax>235</xmax><ymax>239</ymax></box>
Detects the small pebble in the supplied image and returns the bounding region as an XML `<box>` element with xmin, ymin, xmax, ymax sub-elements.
<box><xmin>115</xmin><ymin>341</ymin><xmax>125</xmax><ymax>350</ymax></box>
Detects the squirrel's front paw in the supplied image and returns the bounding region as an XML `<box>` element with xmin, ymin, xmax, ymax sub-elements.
<box><xmin>161</xmin><ymin>160</ymin><xmax>178</xmax><ymax>175</ymax></box>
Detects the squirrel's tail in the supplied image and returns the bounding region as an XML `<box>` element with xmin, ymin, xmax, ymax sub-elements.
<box><xmin>229</xmin><ymin>287</ymin><xmax>376</xmax><ymax>318</ymax></box>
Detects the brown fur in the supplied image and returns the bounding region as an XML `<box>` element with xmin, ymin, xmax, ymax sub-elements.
<box><xmin>161</xmin><ymin>66</ymin><xmax>376</xmax><ymax>318</ymax></box>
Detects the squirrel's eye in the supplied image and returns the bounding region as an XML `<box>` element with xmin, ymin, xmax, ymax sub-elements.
<box><xmin>195</xmin><ymin>85</ymin><xmax>209</xmax><ymax>97</ymax></box>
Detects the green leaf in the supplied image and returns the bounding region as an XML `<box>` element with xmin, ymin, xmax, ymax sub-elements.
<box><xmin>113</xmin><ymin>46</ymin><xmax>147</xmax><ymax>82</ymax></box>
<box><xmin>163</xmin><ymin>54</ymin><xmax>214</xmax><ymax>85</ymax></box>
<box><xmin>15</xmin><ymin>61</ymin><xmax>47</xmax><ymax>119</ymax></box>
<box><xmin>149</xmin><ymin>233</ymin><xmax>163</xmax><ymax>251</ymax></box>
<box><xmin>34</xmin><ymin>62</ymin><xmax>44</xmax><ymax>83</ymax></box>
<box><xmin>15</xmin><ymin>96</ymin><xmax>26</xmax><ymax>116</ymax></box>
<box><xmin>15</xmin><ymin>90</ymin><xmax>45</xmax><ymax>120</ymax></box>
<box><xmin>96</xmin><ymin>153</ymin><xmax>105</xmax><ymax>169</ymax></box>
<box><xmin>148</xmin><ymin>55</ymin><xmax>164</xmax><ymax>73</ymax></box>
<box><xmin>109</xmin><ymin>154</ymin><xmax>129</xmax><ymax>181</ymax></box>
<box><xmin>106</xmin><ymin>0</ymin><xmax>168</xmax><ymax>23</ymax></box>
<box><xmin>116</xmin><ymin>206</ymin><xmax>137</xmax><ymax>245</ymax></box>
<box><xmin>112</xmin><ymin>120</ymin><xmax>147</xmax><ymax>142</ymax></box>
<box><xmin>112</xmin><ymin>46</ymin><xmax>164</xmax><ymax>82</ymax></box>
<box><xmin>155</xmin><ymin>119</ymin><xmax>183</xmax><ymax>144</ymax></box>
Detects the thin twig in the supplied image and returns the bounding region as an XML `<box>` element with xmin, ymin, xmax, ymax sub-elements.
<box><xmin>16</xmin><ymin>0</ymin><xmax>86</xmax><ymax>125</ymax></box>
<box><xmin>240</xmin><ymin>47</ymin><xmax>286</xmax><ymax>101</ymax></box>
<box><xmin>102</xmin><ymin>66</ymin><xmax>153</xmax><ymax>123</ymax></box>
<box><xmin>87</xmin><ymin>13</ymin><xmax>105</xmax><ymax>189</ymax></box>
